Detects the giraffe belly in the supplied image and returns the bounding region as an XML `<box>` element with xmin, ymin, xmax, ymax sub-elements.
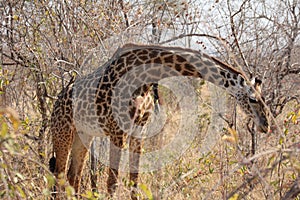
<box><xmin>73</xmin><ymin>101</ymin><xmax>106</xmax><ymax>137</ymax></box>
<box><xmin>74</xmin><ymin>118</ymin><xmax>106</xmax><ymax>137</ymax></box>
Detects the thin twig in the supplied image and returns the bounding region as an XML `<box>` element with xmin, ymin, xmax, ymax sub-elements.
<box><xmin>159</xmin><ymin>33</ymin><xmax>228</xmax><ymax>45</ymax></box>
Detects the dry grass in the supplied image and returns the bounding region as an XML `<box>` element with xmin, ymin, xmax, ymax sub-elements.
<box><xmin>0</xmin><ymin>82</ymin><xmax>299</xmax><ymax>200</ymax></box>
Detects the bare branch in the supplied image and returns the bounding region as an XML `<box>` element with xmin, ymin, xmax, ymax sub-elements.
<box><xmin>159</xmin><ymin>33</ymin><xmax>228</xmax><ymax>45</ymax></box>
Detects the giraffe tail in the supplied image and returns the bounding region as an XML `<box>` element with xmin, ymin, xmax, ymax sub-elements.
<box><xmin>49</xmin><ymin>156</ymin><xmax>57</xmax><ymax>199</ymax></box>
<box><xmin>152</xmin><ymin>83</ymin><xmax>160</xmax><ymax>114</ymax></box>
<box><xmin>49</xmin><ymin>156</ymin><xmax>56</xmax><ymax>173</ymax></box>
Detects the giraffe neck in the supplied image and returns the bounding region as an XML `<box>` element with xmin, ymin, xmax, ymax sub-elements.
<box><xmin>110</xmin><ymin>44</ymin><xmax>247</xmax><ymax>99</ymax></box>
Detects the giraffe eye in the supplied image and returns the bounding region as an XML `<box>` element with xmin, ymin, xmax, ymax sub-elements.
<box><xmin>249</xmin><ymin>97</ymin><xmax>258</xmax><ymax>103</ymax></box>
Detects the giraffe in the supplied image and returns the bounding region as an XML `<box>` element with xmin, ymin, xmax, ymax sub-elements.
<box><xmin>49</xmin><ymin>43</ymin><xmax>270</xmax><ymax>199</ymax></box>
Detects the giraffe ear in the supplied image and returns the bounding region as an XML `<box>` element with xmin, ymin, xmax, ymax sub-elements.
<box><xmin>251</xmin><ymin>77</ymin><xmax>262</xmax><ymax>94</ymax></box>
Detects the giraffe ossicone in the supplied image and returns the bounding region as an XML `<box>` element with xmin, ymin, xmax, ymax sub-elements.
<box><xmin>50</xmin><ymin>43</ymin><xmax>270</xmax><ymax>199</ymax></box>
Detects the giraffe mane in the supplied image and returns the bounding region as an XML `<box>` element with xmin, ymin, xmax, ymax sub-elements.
<box><xmin>115</xmin><ymin>43</ymin><xmax>244</xmax><ymax>78</ymax></box>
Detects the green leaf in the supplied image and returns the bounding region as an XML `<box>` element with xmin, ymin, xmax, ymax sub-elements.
<box><xmin>291</xmin><ymin>114</ymin><xmax>297</xmax><ymax>124</ymax></box>
<box><xmin>139</xmin><ymin>183</ymin><xmax>153</xmax><ymax>200</ymax></box>
<box><xmin>81</xmin><ymin>190</ymin><xmax>93</xmax><ymax>199</ymax></box>
<box><xmin>15</xmin><ymin>185</ymin><xmax>26</xmax><ymax>198</ymax></box>
<box><xmin>42</xmin><ymin>188</ymin><xmax>51</xmax><ymax>196</ymax></box>
<box><xmin>46</xmin><ymin>174</ymin><xmax>55</xmax><ymax>188</ymax></box>
<box><xmin>279</xmin><ymin>136</ymin><xmax>284</xmax><ymax>144</ymax></box>
<box><xmin>228</xmin><ymin>193</ymin><xmax>239</xmax><ymax>200</ymax></box>
<box><xmin>65</xmin><ymin>185</ymin><xmax>75</xmax><ymax>197</ymax></box>
<box><xmin>1</xmin><ymin>122</ymin><xmax>8</xmax><ymax>138</ymax></box>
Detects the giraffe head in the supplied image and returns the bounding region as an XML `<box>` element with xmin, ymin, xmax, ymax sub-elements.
<box><xmin>201</xmin><ymin>55</ymin><xmax>270</xmax><ymax>133</ymax></box>
<box><xmin>238</xmin><ymin>77</ymin><xmax>270</xmax><ymax>132</ymax></box>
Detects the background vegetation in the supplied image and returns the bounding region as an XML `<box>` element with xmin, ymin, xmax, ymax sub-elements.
<box><xmin>0</xmin><ymin>0</ymin><xmax>299</xmax><ymax>199</ymax></box>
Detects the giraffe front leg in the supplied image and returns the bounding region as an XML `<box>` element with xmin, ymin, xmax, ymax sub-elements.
<box><xmin>67</xmin><ymin>132</ymin><xmax>93</xmax><ymax>194</ymax></box>
<box><xmin>129</xmin><ymin>137</ymin><xmax>143</xmax><ymax>200</ymax></box>
<box><xmin>107</xmin><ymin>148</ymin><xmax>121</xmax><ymax>196</ymax></box>
<box><xmin>107</xmin><ymin>135</ymin><xmax>125</xmax><ymax>197</ymax></box>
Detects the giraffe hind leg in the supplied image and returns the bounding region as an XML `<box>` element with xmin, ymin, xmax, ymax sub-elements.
<box><xmin>67</xmin><ymin>131</ymin><xmax>93</xmax><ymax>193</ymax></box>
<box><xmin>51</xmin><ymin>126</ymin><xmax>74</xmax><ymax>199</ymax></box>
